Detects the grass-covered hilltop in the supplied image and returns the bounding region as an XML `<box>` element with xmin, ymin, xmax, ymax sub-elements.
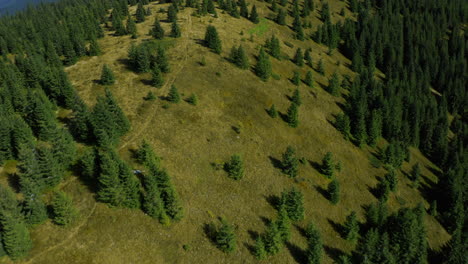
<box><xmin>0</xmin><ymin>0</ymin><xmax>466</xmax><ymax>263</ymax></box>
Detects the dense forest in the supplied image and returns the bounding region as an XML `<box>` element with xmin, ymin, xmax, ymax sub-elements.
<box><xmin>0</xmin><ymin>0</ymin><xmax>465</xmax><ymax>263</ymax></box>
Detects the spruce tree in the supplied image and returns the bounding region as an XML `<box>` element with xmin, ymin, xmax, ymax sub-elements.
<box><xmin>167</xmin><ymin>85</ymin><xmax>181</xmax><ymax>103</ymax></box>
<box><xmin>293</xmin><ymin>48</ymin><xmax>304</xmax><ymax>66</ymax></box>
<box><xmin>263</xmin><ymin>222</ymin><xmax>283</xmax><ymax>255</ymax></box>
<box><xmin>230</xmin><ymin>45</ymin><xmax>249</xmax><ymax>69</ymax></box>
<box><xmin>224</xmin><ymin>154</ymin><xmax>244</xmax><ymax>180</ymax></box>
<box><xmin>170</xmin><ymin>21</ymin><xmax>181</xmax><ymax>38</ymax></box>
<box><xmin>22</xmin><ymin>195</ymin><xmax>47</xmax><ymax>226</ymax></box>
<box><xmin>126</xmin><ymin>16</ymin><xmax>138</xmax><ymax>38</ymax></box>
<box><xmin>328</xmin><ymin>178</ymin><xmax>340</xmax><ymax>204</ymax></box>
<box><xmin>266</xmin><ymin>35</ymin><xmax>281</xmax><ymax>59</ymax></box>
<box><xmin>151</xmin><ymin>67</ymin><xmax>164</xmax><ymax>88</ymax></box>
<box><xmin>281</xmin><ymin>146</ymin><xmax>298</xmax><ymax>178</ymax></box>
<box><xmin>186</xmin><ymin>94</ymin><xmax>198</xmax><ymax>106</ymax></box>
<box><xmin>385</xmin><ymin>169</ymin><xmax>398</xmax><ymax>192</ymax></box>
<box><xmin>292</xmin><ymin>71</ymin><xmax>301</xmax><ymax>86</ymax></box>
<box><xmin>88</xmin><ymin>38</ymin><xmax>101</xmax><ymax>56</ymax></box>
<box><xmin>306</xmin><ymin>223</ymin><xmax>323</xmax><ymax>264</ymax></box>
<box><xmin>343</xmin><ymin>211</ymin><xmax>359</xmax><ymax>241</ymax></box>
<box><xmin>142</xmin><ymin>167</ymin><xmax>168</xmax><ymax>224</ymax></box>
<box><xmin>286</xmin><ymin>102</ymin><xmax>299</xmax><ymax>128</ymax></box>
<box><xmin>291</xmin><ymin>89</ymin><xmax>301</xmax><ymax>105</ymax></box>
<box><xmin>253</xmin><ymin>236</ymin><xmax>267</xmax><ymax>259</ymax></box>
<box><xmin>100</xmin><ymin>64</ymin><xmax>115</xmax><ymax>85</ymax></box>
<box><xmin>239</xmin><ymin>0</ymin><xmax>248</xmax><ymax>18</ymax></box>
<box><xmin>167</xmin><ymin>5</ymin><xmax>178</xmax><ymax>23</ymax></box>
<box><xmin>321</xmin><ymin>152</ymin><xmax>334</xmax><ymax>178</ymax></box>
<box><xmin>327</xmin><ymin>72</ymin><xmax>340</xmax><ymax>96</ymax></box>
<box><xmin>51</xmin><ymin>191</ymin><xmax>78</xmax><ymax>226</ymax></box>
<box><xmin>268</xmin><ymin>104</ymin><xmax>278</xmax><ymax>118</ymax></box>
<box><xmin>255</xmin><ymin>47</ymin><xmax>272</xmax><ymax>81</ymax></box>
<box><xmin>150</xmin><ymin>20</ymin><xmax>165</xmax><ymax>39</ymax></box>
<box><xmin>155</xmin><ymin>46</ymin><xmax>170</xmax><ymax>73</ymax></box>
<box><xmin>215</xmin><ymin>218</ymin><xmax>236</xmax><ymax>253</ymax></box>
<box><xmin>317</xmin><ymin>58</ymin><xmax>325</xmax><ymax>75</ymax></box>
<box><xmin>0</xmin><ymin>213</ymin><xmax>32</xmax><ymax>260</ymax></box>
<box><xmin>280</xmin><ymin>187</ymin><xmax>304</xmax><ymax>221</ymax></box>
<box><xmin>136</xmin><ymin>3</ymin><xmax>146</xmax><ymax>23</ymax></box>
<box><xmin>305</xmin><ymin>70</ymin><xmax>314</xmax><ymax>87</ymax></box>
<box><xmin>276</xmin><ymin>9</ymin><xmax>286</xmax><ymax>25</ymax></box>
<box><xmin>304</xmin><ymin>49</ymin><xmax>312</xmax><ymax>67</ymax></box>
<box><xmin>249</xmin><ymin>5</ymin><xmax>259</xmax><ymax>24</ymax></box>
<box><xmin>204</xmin><ymin>25</ymin><xmax>222</xmax><ymax>54</ymax></box>
<box><xmin>335</xmin><ymin>113</ymin><xmax>351</xmax><ymax>140</ymax></box>
<box><xmin>276</xmin><ymin>205</ymin><xmax>291</xmax><ymax>242</ymax></box>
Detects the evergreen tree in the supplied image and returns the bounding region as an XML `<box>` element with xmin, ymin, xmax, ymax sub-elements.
<box><xmin>51</xmin><ymin>191</ymin><xmax>78</xmax><ymax>226</ymax></box>
<box><xmin>135</xmin><ymin>140</ymin><xmax>161</xmax><ymax>167</ymax></box>
<box><xmin>385</xmin><ymin>169</ymin><xmax>398</xmax><ymax>192</ymax></box>
<box><xmin>286</xmin><ymin>102</ymin><xmax>299</xmax><ymax>128</ymax></box>
<box><xmin>327</xmin><ymin>72</ymin><xmax>340</xmax><ymax>96</ymax></box>
<box><xmin>112</xmin><ymin>13</ymin><xmax>127</xmax><ymax>36</ymax></box>
<box><xmin>167</xmin><ymin>5</ymin><xmax>178</xmax><ymax>23</ymax></box>
<box><xmin>305</xmin><ymin>70</ymin><xmax>314</xmax><ymax>88</ymax></box>
<box><xmin>88</xmin><ymin>38</ymin><xmax>101</xmax><ymax>56</ymax></box>
<box><xmin>204</xmin><ymin>25</ymin><xmax>222</xmax><ymax>54</ymax></box>
<box><xmin>267</xmin><ymin>104</ymin><xmax>278</xmax><ymax>118</ymax></box>
<box><xmin>276</xmin><ymin>205</ymin><xmax>291</xmax><ymax>242</ymax></box>
<box><xmin>263</xmin><ymin>222</ymin><xmax>283</xmax><ymax>255</ymax></box>
<box><xmin>253</xmin><ymin>236</ymin><xmax>267</xmax><ymax>259</ymax></box>
<box><xmin>25</xmin><ymin>91</ymin><xmax>57</xmax><ymax>141</ymax></box>
<box><xmin>151</xmin><ymin>67</ymin><xmax>164</xmax><ymax>88</ymax></box>
<box><xmin>224</xmin><ymin>154</ymin><xmax>244</xmax><ymax>180</ymax></box>
<box><xmin>167</xmin><ymin>85</ymin><xmax>181</xmax><ymax>103</ymax></box>
<box><xmin>22</xmin><ymin>195</ymin><xmax>47</xmax><ymax>226</ymax></box>
<box><xmin>126</xmin><ymin>16</ymin><xmax>138</xmax><ymax>38</ymax></box>
<box><xmin>304</xmin><ymin>49</ymin><xmax>312</xmax><ymax>67</ymax></box>
<box><xmin>150</xmin><ymin>20</ymin><xmax>165</xmax><ymax>39</ymax></box>
<box><xmin>239</xmin><ymin>0</ymin><xmax>248</xmax><ymax>18</ymax></box>
<box><xmin>276</xmin><ymin>8</ymin><xmax>286</xmax><ymax>25</ymax></box>
<box><xmin>136</xmin><ymin>3</ymin><xmax>146</xmax><ymax>23</ymax></box>
<box><xmin>292</xmin><ymin>71</ymin><xmax>300</xmax><ymax>86</ymax></box>
<box><xmin>214</xmin><ymin>218</ymin><xmax>236</xmax><ymax>253</ymax></box>
<box><xmin>281</xmin><ymin>146</ymin><xmax>298</xmax><ymax>178</ymax></box>
<box><xmin>266</xmin><ymin>35</ymin><xmax>281</xmax><ymax>59</ymax></box>
<box><xmin>410</xmin><ymin>163</ymin><xmax>421</xmax><ymax>184</ymax></box>
<box><xmin>321</xmin><ymin>152</ymin><xmax>334</xmax><ymax>178</ymax></box>
<box><xmin>293</xmin><ymin>48</ymin><xmax>304</xmax><ymax>66</ymax></box>
<box><xmin>186</xmin><ymin>94</ymin><xmax>198</xmax><ymax>106</ymax></box>
<box><xmin>305</xmin><ymin>222</ymin><xmax>323</xmax><ymax>264</ymax></box>
<box><xmin>255</xmin><ymin>47</ymin><xmax>272</xmax><ymax>81</ymax></box>
<box><xmin>317</xmin><ymin>58</ymin><xmax>325</xmax><ymax>75</ymax></box>
<box><xmin>280</xmin><ymin>187</ymin><xmax>304</xmax><ymax>221</ymax></box>
<box><xmin>142</xmin><ymin>167</ymin><xmax>168</xmax><ymax>224</ymax></box>
<box><xmin>100</xmin><ymin>64</ymin><xmax>115</xmax><ymax>85</ymax></box>
<box><xmin>291</xmin><ymin>88</ymin><xmax>301</xmax><ymax>105</ymax></box>
<box><xmin>249</xmin><ymin>5</ymin><xmax>259</xmax><ymax>24</ymax></box>
<box><xmin>155</xmin><ymin>46</ymin><xmax>170</xmax><ymax>73</ymax></box>
<box><xmin>170</xmin><ymin>21</ymin><xmax>181</xmax><ymax>38</ymax></box>
<box><xmin>343</xmin><ymin>211</ymin><xmax>359</xmax><ymax>241</ymax></box>
<box><xmin>230</xmin><ymin>45</ymin><xmax>249</xmax><ymax>69</ymax></box>
<box><xmin>335</xmin><ymin>113</ymin><xmax>351</xmax><ymax>140</ymax></box>
<box><xmin>292</xmin><ymin>13</ymin><xmax>304</xmax><ymax>40</ymax></box>
<box><xmin>328</xmin><ymin>178</ymin><xmax>340</xmax><ymax>204</ymax></box>
<box><xmin>0</xmin><ymin>213</ymin><xmax>32</xmax><ymax>260</ymax></box>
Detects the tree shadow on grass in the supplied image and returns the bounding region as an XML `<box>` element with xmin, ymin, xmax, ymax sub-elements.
<box><xmin>295</xmin><ymin>224</ymin><xmax>308</xmax><ymax>238</ymax></box>
<box><xmin>265</xmin><ymin>194</ymin><xmax>281</xmax><ymax>210</ymax></box>
<box><xmin>314</xmin><ymin>185</ymin><xmax>329</xmax><ymax>200</ymax></box>
<box><xmin>278</xmin><ymin>111</ymin><xmax>289</xmax><ymax>123</ymax></box>
<box><xmin>308</xmin><ymin>159</ymin><xmax>322</xmax><ymax>172</ymax></box>
<box><xmin>268</xmin><ymin>156</ymin><xmax>283</xmax><ymax>170</ymax></box>
<box><xmin>7</xmin><ymin>173</ymin><xmax>20</xmax><ymax>193</ymax></box>
<box><xmin>286</xmin><ymin>242</ymin><xmax>308</xmax><ymax>264</ymax></box>
<box><xmin>324</xmin><ymin>245</ymin><xmax>346</xmax><ymax>263</ymax></box>
<box><xmin>327</xmin><ymin>218</ymin><xmax>344</xmax><ymax>238</ymax></box>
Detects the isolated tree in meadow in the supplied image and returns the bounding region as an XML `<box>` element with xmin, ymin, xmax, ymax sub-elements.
<box><xmin>281</xmin><ymin>146</ymin><xmax>298</xmax><ymax>178</ymax></box>
<box><xmin>276</xmin><ymin>205</ymin><xmax>292</xmax><ymax>242</ymax></box>
<box><xmin>155</xmin><ymin>47</ymin><xmax>170</xmax><ymax>73</ymax></box>
<box><xmin>170</xmin><ymin>21</ymin><xmax>181</xmax><ymax>38</ymax></box>
<box><xmin>276</xmin><ymin>8</ymin><xmax>286</xmax><ymax>25</ymax></box>
<box><xmin>321</xmin><ymin>152</ymin><xmax>334</xmax><ymax>178</ymax></box>
<box><xmin>136</xmin><ymin>3</ymin><xmax>146</xmax><ymax>23</ymax></box>
<box><xmin>305</xmin><ymin>70</ymin><xmax>314</xmax><ymax>87</ymax></box>
<box><xmin>305</xmin><ymin>223</ymin><xmax>323</xmax><ymax>264</ymax></box>
<box><xmin>249</xmin><ymin>5</ymin><xmax>259</xmax><ymax>23</ymax></box>
<box><xmin>292</xmin><ymin>71</ymin><xmax>301</xmax><ymax>86</ymax></box>
<box><xmin>317</xmin><ymin>58</ymin><xmax>325</xmax><ymax>75</ymax></box>
<box><xmin>266</xmin><ymin>35</ymin><xmax>281</xmax><ymax>59</ymax></box>
<box><xmin>263</xmin><ymin>222</ymin><xmax>283</xmax><ymax>255</ymax></box>
<box><xmin>100</xmin><ymin>64</ymin><xmax>115</xmax><ymax>85</ymax></box>
<box><xmin>150</xmin><ymin>20</ymin><xmax>165</xmax><ymax>39</ymax></box>
<box><xmin>304</xmin><ymin>49</ymin><xmax>312</xmax><ymax>67</ymax></box>
<box><xmin>214</xmin><ymin>218</ymin><xmax>236</xmax><ymax>253</ymax></box>
<box><xmin>335</xmin><ymin>113</ymin><xmax>351</xmax><ymax>140</ymax></box>
<box><xmin>51</xmin><ymin>191</ymin><xmax>78</xmax><ymax>226</ymax></box>
<box><xmin>255</xmin><ymin>47</ymin><xmax>272</xmax><ymax>81</ymax></box>
<box><xmin>328</xmin><ymin>178</ymin><xmax>340</xmax><ymax>204</ymax></box>
<box><xmin>186</xmin><ymin>93</ymin><xmax>198</xmax><ymax>105</ymax></box>
<box><xmin>126</xmin><ymin>16</ymin><xmax>138</xmax><ymax>38</ymax></box>
<box><xmin>343</xmin><ymin>211</ymin><xmax>359</xmax><ymax>241</ymax></box>
<box><xmin>293</xmin><ymin>48</ymin><xmax>304</xmax><ymax>66</ymax></box>
<box><xmin>167</xmin><ymin>85</ymin><xmax>181</xmax><ymax>103</ymax></box>
<box><xmin>204</xmin><ymin>25</ymin><xmax>222</xmax><ymax>54</ymax></box>
<box><xmin>286</xmin><ymin>102</ymin><xmax>299</xmax><ymax>128</ymax></box>
<box><xmin>268</xmin><ymin>104</ymin><xmax>278</xmax><ymax>118</ymax></box>
<box><xmin>230</xmin><ymin>45</ymin><xmax>249</xmax><ymax>69</ymax></box>
<box><xmin>167</xmin><ymin>5</ymin><xmax>178</xmax><ymax>23</ymax></box>
<box><xmin>280</xmin><ymin>187</ymin><xmax>304</xmax><ymax>221</ymax></box>
<box><xmin>151</xmin><ymin>67</ymin><xmax>164</xmax><ymax>88</ymax></box>
<box><xmin>224</xmin><ymin>154</ymin><xmax>244</xmax><ymax>180</ymax></box>
<box><xmin>327</xmin><ymin>72</ymin><xmax>341</xmax><ymax>96</ymax></box>
<box><xmin>291</xmin><ymin>88</ymin><xmax>301</xmax><ymax>105</ymax></box>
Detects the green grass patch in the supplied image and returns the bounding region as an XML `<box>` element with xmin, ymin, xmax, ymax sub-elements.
<box><xmin>247</xmin><ymin>18</ymin><xmax>269</xmax><ymax>36</ymax></box>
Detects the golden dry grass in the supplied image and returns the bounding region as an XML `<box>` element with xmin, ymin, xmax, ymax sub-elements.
<box><xmin>0</xmin><ymin>1</ymin><xmax>450</xmax><ymax>264</ymax></box>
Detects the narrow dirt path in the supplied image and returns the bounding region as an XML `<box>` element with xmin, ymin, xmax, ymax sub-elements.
<box><xmin>119</xmin><ymin>13</ymin><xmax>194</xmax><ymax>151</ymax></box>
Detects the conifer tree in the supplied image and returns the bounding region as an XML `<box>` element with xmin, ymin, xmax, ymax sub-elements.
<box><xmin>112</xmin><ymin>13</ymin><xmax>127</xmax><ymax>36</ymax></box>
<box><xmin>230</xmin><ymin>45</ymin><xmax>249</xmax><ymax>69</ymax></box>
<box><xmin>335</xmin><ymin>113</ymin><xmax>351</xmax><ymax>140</ymax></box>
<box><xmin>255</xmin><ymin>47</ymin><xmax>272</xmax><ymax>81</ymax></box>
<box><xmin>253</xmin><ymin>236</ymin><xmax>267</xmax><ymax>259</ymax></box>
<box><xmin>136</xmin><ymin>3</ymin><xmax>146</xmax><ymax>23</ymax></box>
<box><xmin>410</xmin><ymin>163</ymin><xmax>421</xmax><ymax>184</ymax></box>
<box><xmin>155</xmin><ymin>46</ymin><xmax>170</xmax><ymax>73</ymax></box>
<box><xmin>292</xmin><ymin>14</ymin><xmax>304</xmax><ymax>40</ymax></box>
<box><xmin>304</xmin><ymin>49</ymin><xmax>312</xmax><ymax>67</ymax></box>
<box><xmin>317</xmin><ymin>58</ymin><xmax>325</xmax><ymax>75</ymax></box>
<box><xmin>328</xmin><ymin>178</ymin><xmax>340</xmax><ymax>204</ymax></box>
<box><xmin>151</xmin><ymin>67</ymin><xmax>164</xmax><ymax>88</ymax></box>
<box><xmin>167</xmin><ymin>5</ymin><xmax>178</xmax><ymax>23</ymax></box>
<box><xmin>22</xmin><ymin>195</ymin><xmax>47</xmax><ymax>226</ymax></box>
<box><xmin>276</xmin><ymin>8</ymin><xmax>286</xmax><ymax>25</ymax></box>
<box><xmin>186</xmin><ymin>94</ymin><xmax>198</xmax><ymax>105</ymax></box>
<box><xmin>291</xmin><ymin>88</ymin><xmax>301</xmax><ymax>105</ymax></box>
<box><xmin>280</xmin><ymin>187</ymin><xmax>304</xmax><ymax>221</ymax></box>
<box><xmin>293</xmin><ymin>48</ymin><xmax>304</xmax><ymax>66</ymax></box>
<box><xmin>266</xmin><ymin>35</ymin><xmax>281</xmax><ymax>59</ymax></box>
<box><xmin>167</xmin><ymin>85</ymin><xmax>181</xmax><ymax>103</ymax></box>
<box><xmin>268</xmin><ymin>104</ymin><xmax>278</xmax><ymax>118</ymax></box>
<box><xmin>224</xmin><ymin>154</ymin><xmax>244</xmax><ymax>180</ymax></box>
<box><xmin>26</xmin><ymin>91</ymin><xmax>57</xmax><ymax>141</ymax></box>
<box><xmin>100</xmin><ymin>64</ymin><xmax>115</xmax><ymax>85</ymax></box>
<box><xmin>292</xmin><ymin>71</ymin><xmax>301</xmax><ymax>86</ymax></box>
<box><xmin>343</xmin><ymin>211</ymin><xmax>359</xmax><ymax>241</ymax></box>
<box><xmin>305</xmin><ymin>222</ymin><xmax>323</xmax><ymax>264</ymax></box>
<box><xmin>136</xmin><ymin>140</ymin><xmax>161</xmax><ymax>167</ymax></box>
<box><xmin>281</xmin><ymin>146</ymin><xmax>298</xmax><ymax>178</ymax></box>
<box><xmin>0</xmin><ymin>213</ymin><xmax>32</xmax><ymax>260</ymax></box>
<box><xmin>263</xmin><ymin>222</ymin><xmax>283</xmax><ymax>255</ymax></box>
<box><xmin>276</xmin><ymin>205</ymin><xmax>291</xmax><ymax>242</ymax></box>
<box><xmin>214</xmin><ymin>218</ymin><xmax>236</xmax><ymax>253</ymax></box>
<box><xmin>170</xmin><ymin>21</ymin><xmax>181</xmax><ymax>38</ymax></box>
<box><xmin>154</xmin><ymin>169</ymin><xmax>183</xmax><ymax>221</ymax></box>
<box><xmin>126</xmin><ymin>16</ymin><xmax>138</xmax><ymax>38</ymax></box>
<box><xmin>385</xmin><ymin>169</ymin><xmax>398</xmax><ymax>192</ymax></box>
<box><xmin>88</xmin><ymin>38</ymin><xmax>101</xmax><ymax>56</ymax></box>
<box><xmin>51</xmin><ymin>191</ymin><xmax>78</xmax><ymax>226</ymax></box>
<box><xmin>327</xmin><ymin>72</ymin><xmax>340</xmax><ymax>96</ymax></box>
<box><xmin>321</xmin><ymin>152</ymin><xmax>334</xmax><ymax>178</ymax></box>
<box><xmin>204</xmin><ymin>25</ymin><xmax>222</xmax><ymax>54</ymax></box>
<box><xmin>150</xmin><ymin>20</ymin><xmax>165</xmax><ymax>39</ymax></box>
<box><xmin>249</xmin><ymin>5</ymin><xmax>259</xmax><ymax>24</ymax></box>
<box><xmin>142</xmin><ymin>167</ymin><xmax>168</xmax><ymax>224</ymax></box>
<box><xmin>239</xmin><ymin>0</ymin><xmax>248</xmax><ymax>18</ymax></box>
<box><xmin>286</xmin><ymin>102</ymin><xmax>299</xmax><ymax>128</ymax></box>
<box><xmin>305</xmin><ymin>70</ymin><xmax>314</xmax><ymax>87</ymax></box>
